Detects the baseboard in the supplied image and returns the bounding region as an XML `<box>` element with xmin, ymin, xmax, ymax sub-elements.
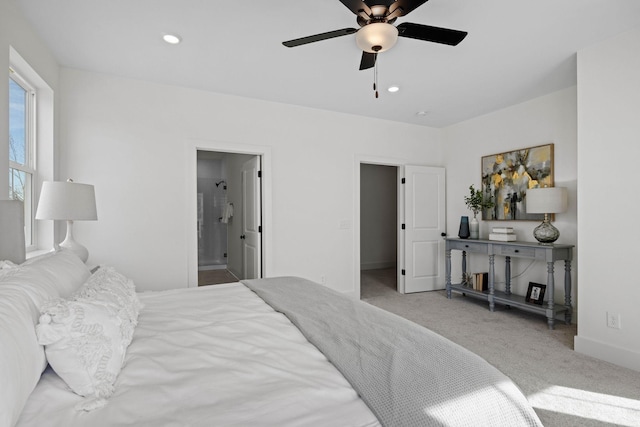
<box><xmin>361</xmin><ymin>261</ymin><xmax>396</xmax><ymax>271</ymax></box>
<box><xmin>198</xmin><ymin>264</ymin><xmax>227</xmax><ymax>271</ymax></box>
<box><xmin>574</xmin><ymin>335</ymin><xmax>640</xmax><ymax>372</ymax></box>
<box><xmin>228</xmin><ymin>267</ymin><xmax>242</xmax><ymax>280</ymax></box>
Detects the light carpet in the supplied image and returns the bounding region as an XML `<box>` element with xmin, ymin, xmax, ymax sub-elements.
<box><xmin>361</xmin><ymin>268</ymin><xmax>640</xmax><ymax>427</ymax></box>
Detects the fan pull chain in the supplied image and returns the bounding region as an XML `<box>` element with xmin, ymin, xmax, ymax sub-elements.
<box><xmin>374</xmin><ymin>59</ymin><xmax>379</xmax><ymax>99</ymax></box>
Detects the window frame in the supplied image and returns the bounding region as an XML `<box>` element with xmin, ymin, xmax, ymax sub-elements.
<box><xmin>9</xmin><ymin>68</ymin><xmax>37</xmax><ymax>250</ymax></box>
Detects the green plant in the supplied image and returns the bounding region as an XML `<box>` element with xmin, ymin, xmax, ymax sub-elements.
<box><xmin>464</xmin><ymin>185</ymin><xmax>494</xmax><ymax>218</ymax></box>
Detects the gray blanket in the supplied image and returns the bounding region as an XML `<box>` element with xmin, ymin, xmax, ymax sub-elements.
<box><xmin>243</xmin><ymin>277</ymin><xmax>542</xmax><ymax>427</ymax></box>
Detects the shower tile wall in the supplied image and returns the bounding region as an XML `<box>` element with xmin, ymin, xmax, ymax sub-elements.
<box><xmin>197</xmin><ymin>157</ymin><xmax>228</xmax><ymax>268</ymax></box>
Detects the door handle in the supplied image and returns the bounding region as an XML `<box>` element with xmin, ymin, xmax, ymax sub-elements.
<box><xmin>240</xmin><ymin>235</ymin><xmax>245</xmax><ymax>240</ymax></box>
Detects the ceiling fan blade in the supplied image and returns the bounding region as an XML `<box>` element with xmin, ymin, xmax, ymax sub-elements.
<box><xmin>397</xmin><ymin>22</ymin><xmax>468</xmax><ymax>46</ymax></box>
<box><xmin>338</xmin><ymin>0</ymin><xmax>372</xmax><ymax>15</ymax></box>
<box><xmin>282</xmin><ymin>28</ymin><xmax>357</xmax><ymax>48</ymax></box>
<box><xmin>390</xmin><ymin>0</ymin><xmax>430</xmax><ymax>17</ymax></box>
<box><xmin>359</xmin><ymin>52</ymin><xmax>377</xmax><ymax>70</ymax></box>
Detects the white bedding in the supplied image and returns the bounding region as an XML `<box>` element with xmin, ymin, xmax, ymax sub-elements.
<box><xmin>17</xmin><ymin>283</ymin><xmax>380</xmax><ymax>427</ymax></box>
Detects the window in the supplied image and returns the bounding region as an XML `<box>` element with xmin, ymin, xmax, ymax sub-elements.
<box><xmin>9</xmin><ymin>69</ymin><xmax>36</xmax><ymax>247</ymax></box>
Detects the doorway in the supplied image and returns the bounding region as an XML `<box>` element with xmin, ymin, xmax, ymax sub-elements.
<box><xmin>360</xmin><ymin>164</ymin><xmax>399</xmax><ymax>299</ymax></box>
<box><xmin>356</xmin><ymin>160</ymin><xmax>446</xmax><ymax>299</ymax></box>
<box><xmin>196</xmin><ymin>150</ymin><xmax>262</xmax><ymax>286</ymax></box>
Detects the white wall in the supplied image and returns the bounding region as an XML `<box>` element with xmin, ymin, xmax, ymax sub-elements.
<box><xmin>443</xmin><ymin>87</ymin><xmax>578</xmax><ymax>316</ymax></box>
<box><xmin>360</xmin><ymin>164</ymin><xmax>397</xmax><ymax>270</ymax></box>
<box><xmin>58</xmin><ymin>68</ymin><xmax>443</xmax><ymax>295</ymax></box>
<box><xmin>575</xmin><ymin>28</ymin><xmax>640</xmax><ymax>371</ymax></box>
<box><xmin>1</xmin><ymin>0</ymin><xmax>59</xmax><ymax>249</ymax></box>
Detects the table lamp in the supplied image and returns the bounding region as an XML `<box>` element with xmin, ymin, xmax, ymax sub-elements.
<box><xmin>525</xmin><ymin>187</ymin><xmax>567</xmax><ymax>245</ymax></box>
<box><xmin>35</xmin><ymin>179</ymin><xmax>97</xmax><ymax>262</ymax></box>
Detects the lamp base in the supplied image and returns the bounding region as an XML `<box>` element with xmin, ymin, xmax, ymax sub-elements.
<box><xmin>59</xmin><ymin>220</ymin><xmax>89</xmax><ymax>263</ymax></box>
<box><xmin>533</xmin><ymin>217</ymin><xmax>559</xmax><ymax>245</ymax></box>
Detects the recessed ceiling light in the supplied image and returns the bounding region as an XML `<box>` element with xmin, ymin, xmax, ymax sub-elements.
<box><xmin>387</xmin><ymin>86</ymin><xmax>400</xmax><ymax>93</ymax></box>
<box><xmin>416</xmin><ymin>111</ymin><xmax>428</xmax><ymax>116</ymax></box>
<box><xmin>163</xmin><ymin>34</ymin><xmax>182</xmax><ymax>45</ymax></box>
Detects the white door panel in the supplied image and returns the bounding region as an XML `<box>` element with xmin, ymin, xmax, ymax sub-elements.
<box><xmin>241</xmin><ymin>157</ymin><xmax>261</xmax><ymax>279</ymax></box>
<box><xmin>404</xmin><ymin>166</ymin><xmax>445</xmax><ymax>293</ymax></box>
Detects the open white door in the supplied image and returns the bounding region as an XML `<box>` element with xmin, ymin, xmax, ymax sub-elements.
<box><xmin>241</xmin><ymin>156</ymin><xmax>262</xmax><ymax>279</ymax></box>
<box><xmin>403</xmin><ymin>166</ymin><xmax>446</xmax><ymax>293</ymax></box>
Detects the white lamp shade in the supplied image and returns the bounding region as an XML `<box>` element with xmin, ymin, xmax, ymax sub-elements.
<box><xmin>36</xmin><ymin>181</ymin><xmax>97</xmax><ymax>221</ymax></box>
<box><xmin>355</xmin><ymin>23</ymin><xmax>398</xmax><ymax>53</ymax></box>
<box><xmin>526</xmin><ymin>187</ymin><xmax>567</xmax><ymax>214</ymax></box>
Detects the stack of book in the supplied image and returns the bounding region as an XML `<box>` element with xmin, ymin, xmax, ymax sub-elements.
<box><xmin>489</xmin><ymin>227</ymin><xmax>516</xmax><ymax>241</ymax></box>
<box><xmin>471</xmin><ymin>272</ymin><xmax>488</xmax><ymax>291</ymax></box>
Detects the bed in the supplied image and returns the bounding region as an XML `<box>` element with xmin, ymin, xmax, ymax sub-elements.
<box><xmin>0</xmin><ymin>209</ymin><xmax>542</xmax><ymax>426</ymax></box>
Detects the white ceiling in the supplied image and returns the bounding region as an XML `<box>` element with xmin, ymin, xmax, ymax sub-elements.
<box><xmin>15</xmin><ymin>0</ymin><xmax>640</xmax><ymax>128</ymax></box>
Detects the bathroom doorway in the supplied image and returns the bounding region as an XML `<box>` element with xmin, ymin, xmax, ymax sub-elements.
<box><xmin>197</xmin><ymin>150</ymin><xmax>261</xmax><ymax>285</ymax></box>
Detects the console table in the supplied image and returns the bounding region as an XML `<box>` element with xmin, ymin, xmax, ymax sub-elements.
<box><xmin>445</xmin><ymin>238</ymin><xmax>574</xmax><ymax>329</ymax></box>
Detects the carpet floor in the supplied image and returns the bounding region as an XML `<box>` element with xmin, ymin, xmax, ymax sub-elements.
<box><xmin>361</xmin><ymin>268</ymin><xmax>640</xmax><ymax>427</ymax></box>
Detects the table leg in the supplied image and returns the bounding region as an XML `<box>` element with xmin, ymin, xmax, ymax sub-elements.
<box><xmin>461</xmin><ymin>250</ymin><xmax>467</xmax><ymax>279</ymax></box>
<box><xmin>489</xmin><ymin>254</ymin><xmax>495</xmax><ymax>312</ymax></box>
<box><xmin>547</xmin><ymin>261</ymin><xmax>555</xmax><ymax>329</ymax></box>
<box><xmin>445</xmin><ymin>249</ymin><xmax>452</xmax><ymax>299</ymax></box>
<box><xmin>564</xmin><ymin>260</ymin><xmax>572</xmax><ymax>324</ymax></box>
<box><xmin>505</xmin><ymin>256</ymin><xmax>511</xmax><ymax>295</ymax></box>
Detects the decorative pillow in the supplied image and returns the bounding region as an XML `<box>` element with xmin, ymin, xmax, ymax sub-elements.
<box><xmin>36</xmin><ymin>297</ymin><xmax>126</xmax><ymax>411</ymax></box>
<box><xmin>35</xmin><ymin>266</ymin><xmax>141</xmax><ymax>411</ymax></box>
<box><xmin>74</xmin><ymin>267</ymin><xmax>142</xmax><ymax>349</ymax></box>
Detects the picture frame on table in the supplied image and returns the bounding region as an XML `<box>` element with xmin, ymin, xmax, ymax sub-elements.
<box><xmin>525</xmin><ymin>282</ymin><xmax>546</xmax><ymax>305</ymax></box>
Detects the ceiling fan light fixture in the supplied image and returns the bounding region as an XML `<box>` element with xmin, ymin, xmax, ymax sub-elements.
<box><xmin>355</xmin><ymin>23</ymin><xmax>398</xmax><ymax>53</ymax></box>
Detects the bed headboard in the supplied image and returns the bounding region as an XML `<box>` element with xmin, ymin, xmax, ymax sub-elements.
<box><xmin>0</xmin><ymin>200</ymin><xmax>26</xmax><ymax>264</ymax></box>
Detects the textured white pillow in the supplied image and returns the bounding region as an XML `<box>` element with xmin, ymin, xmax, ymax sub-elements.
<box><xmin>36</xmin><ymin>297</ymin><xmax>126</xmax><ymax>411</ymax></box>
<box><xmin>35</xmin><ymin>267</ymin><xmax>141</xmax><ymax>411</ymax></box>
<box><xmin>74</xmin><ymin>267</ymin><xmax>142</xmax><ymax>347</ymax></box>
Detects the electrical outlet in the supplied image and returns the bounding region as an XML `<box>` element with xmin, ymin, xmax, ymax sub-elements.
<box><xmin>607</xmin><ymin>312</ymin><xmax>621</xmax><ymax>329</ymax></box>
<box><xmin>320</xmin><ymin>276</ymin><xmax>326</xmax><ymax>285</ymax></box>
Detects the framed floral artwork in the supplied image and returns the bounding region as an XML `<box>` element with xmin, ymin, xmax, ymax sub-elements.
<box><xmin>481</xmin><ymin>143</ymin><xmax>553</xmax><ymax>221</ymax></box>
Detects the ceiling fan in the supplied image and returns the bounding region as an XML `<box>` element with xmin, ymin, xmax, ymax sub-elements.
<box><xmin>282</xmin><ymin>0</ymin><xmax>468</xmax><ymax>71</ymax></box>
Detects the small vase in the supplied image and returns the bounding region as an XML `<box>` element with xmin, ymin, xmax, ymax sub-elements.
<box><xmin>458</xmin><ymin>216</ymin><xmax>470</xmax><ymax>239</ymax></box>
<box><xmin>470</xmin><ymin>215</ymin><xmax>479</xmax><ymax>239</ymax></box>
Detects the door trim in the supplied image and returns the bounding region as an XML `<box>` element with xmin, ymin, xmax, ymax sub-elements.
<box><xmin>186</xmin><ymin>139</ymin><xmax>272</xmax><ymax>288</ymax></box>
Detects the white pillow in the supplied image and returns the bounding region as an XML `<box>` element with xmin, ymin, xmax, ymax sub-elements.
<box><xmin>0</xmin><ymin>250</ymin><xmax>90</xmax><ymax>309</ymax></box>
<box><xmin>0</xmin><ymin>286</ymin><xmax>48</xmax><ymax>427</ymax></box>
<box><xmin>74</xmin><ymin>267</ymin><xmax>142</xmax><ymax>347</ymax></box>
<box><xmin>36</xmin><ymin>297</ymin><xmax>127</xmax><ymax>411</ymax></box>
<box><xmin>35</xmin><ymin>267</ymin><xmax>141</xmax><ymax>411</ymax></box>
<box><xmin>0</xmin><ymin>259</ymin><xmax>17</xmax><ymax>270</ymax></box>
<box><xmin>22</xmin><ymin>249</ymin><xmax>91</xmax><ymax>298</ymax></box>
